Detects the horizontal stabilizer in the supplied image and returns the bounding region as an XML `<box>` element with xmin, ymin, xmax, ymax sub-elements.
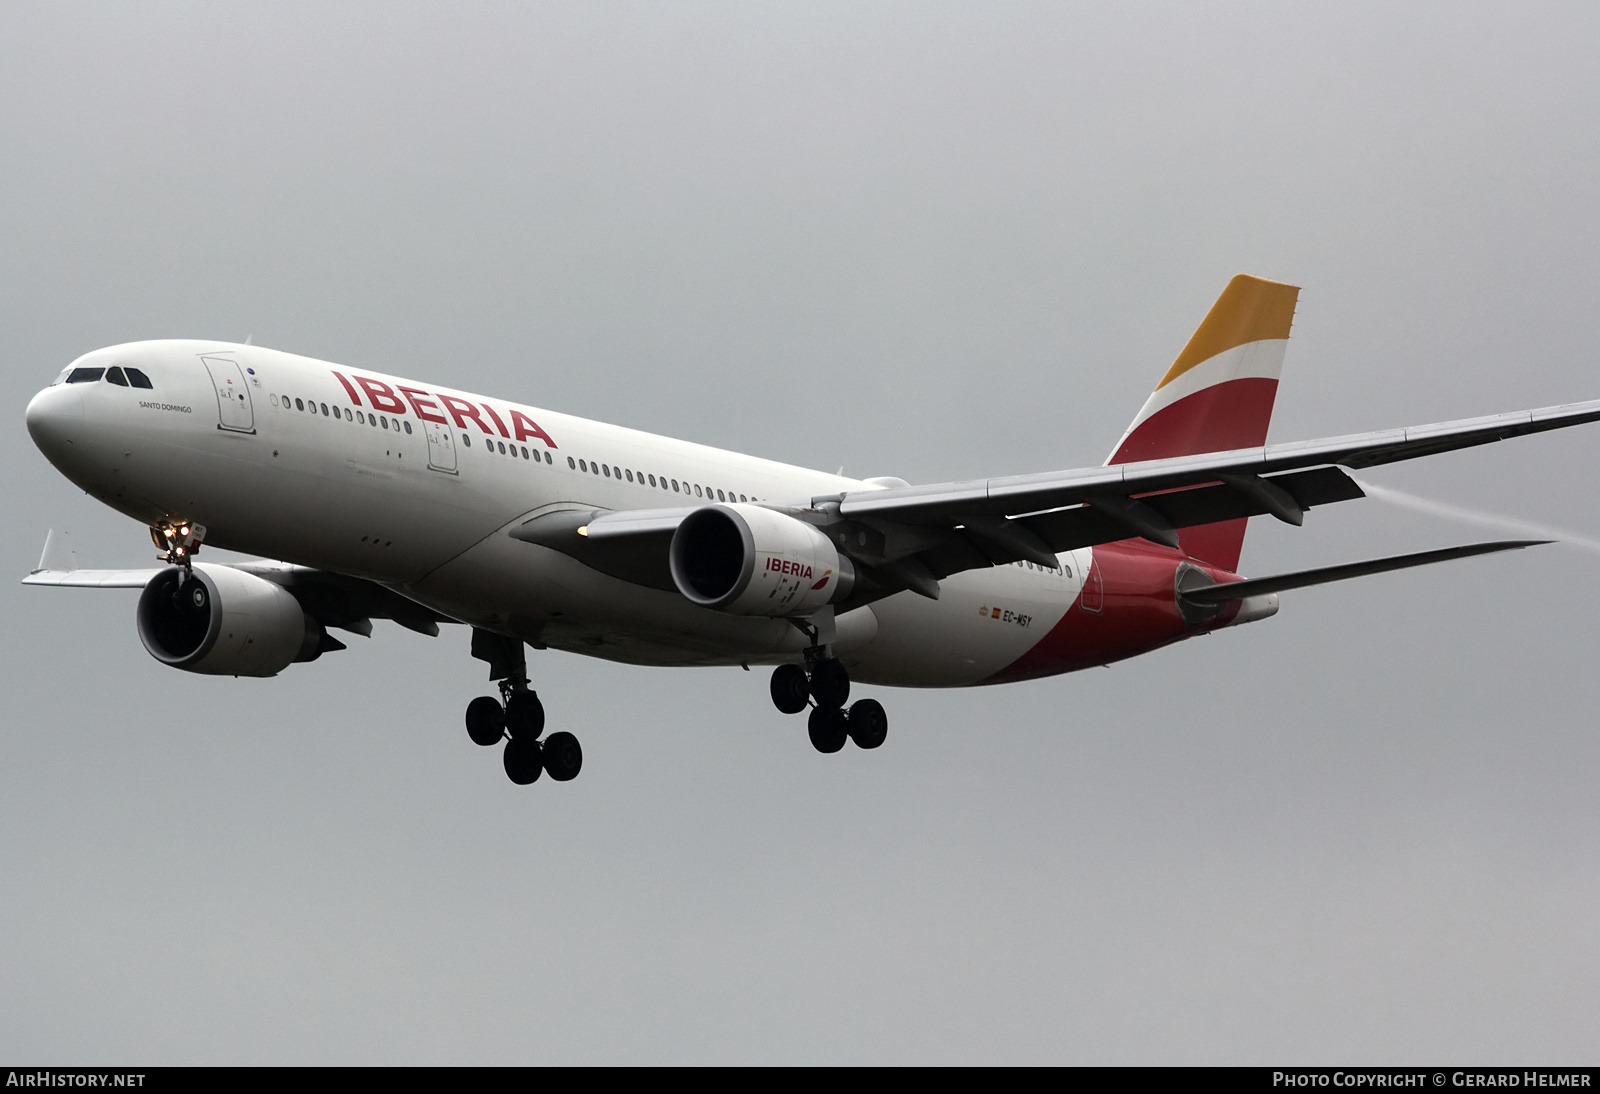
<box><xmin>1179</xmin><ymin>539</ymin><xmax>1549</xmax><ymax>605</ymax></box>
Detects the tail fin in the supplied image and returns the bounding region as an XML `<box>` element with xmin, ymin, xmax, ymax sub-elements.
<box><xmin>1105</xmin><ymin>274</ymin><xmax>1300</xmax><ymax>570</ymax></box>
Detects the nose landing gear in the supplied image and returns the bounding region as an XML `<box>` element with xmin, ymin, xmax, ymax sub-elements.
<box><xmin>465</xmin><ymin>628</ymin><xmax>582</xmax><ymax>786</ymax></box>
<box><xmin>150</xmin><ymin>521</ymin><xmax>206</xmax><ymax>570</ymax></box>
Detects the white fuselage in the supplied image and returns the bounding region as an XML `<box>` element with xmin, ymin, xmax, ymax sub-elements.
<box><xmin>28</xmin><ymin>341</ymin><xmax>1091</xmax><ymax>686</ymax></box>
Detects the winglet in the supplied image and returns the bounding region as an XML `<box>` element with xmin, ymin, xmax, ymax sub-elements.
<box><xmin>35</xmin><ymin>529</ymin><xmax>77</xmax><ymax>574</ymax></box>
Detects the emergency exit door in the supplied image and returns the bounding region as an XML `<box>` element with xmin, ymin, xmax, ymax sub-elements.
<box><xmin>425</xmin><ymin>420</ymin><xmax>458</xmax><ymax>473</ymax></box>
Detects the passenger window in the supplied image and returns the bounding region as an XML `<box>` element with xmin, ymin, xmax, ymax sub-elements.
<box><xmin>694</xmin><ymin>485</ymin><xmax>703</xmax><ymax>497</ymax></box>
<box><xmin>544</xmin><ymin>451</ymin><xmax>552</xmax><ymax>464</ymax></box>
<box><xmin>716</xmin><ymin>489</ymin><xmax>725</xmax><ymax>501</ymax></box>
<box><xmin>649</xmin><ymin>474</ymin><xmax>657</xmax><ymax>487</ymax></box>
<box><xmin>592</xmin><ymin>462</ymin><xmax>600</xmax><ymax>475</ymax></box>
<box><xmin>603</xmin><ymin>465</ymin><xmax>611</xmax><ymax>477</ymax></box>
<box><xmin>463</xmin><ymin>435</ymin><xmax>471</xmax><ymax>447</ymax></box>
<box><xmin>671</xmin><ymin>480</ymin><xmax>680</xmax><ymax>492</ymax></box>
<box><xmin>345</xmin><ymin>408</ymin><xmax>353</xmax><ymax>421</ymax></box>
<box><xmin>739</xmin><ymin>494</ymin><xmax>747</xmax><ymax>502</ymax></box>
<box><xmin>370</xmin><ymin>415</ymin><xmax>378</xmax><ymax>427</ymax></box>
<box><xmin>66</xmin><ymin>367</ymin><xmax>104</xmax><ymax>384</ymax></box>
<box><xmin>381</xmin><ymin>416</ymin><xmax>389</xmax><ymax>429</ymax></box>
<box><xmin>520</xmin><ymin>446</ymin><xmax>527</xmax><ymax>458</ymax></box>
<box><xmin>106</xmin><ymin>366</ymin><xmax>129</xmax><ymax>386</ymax></box>
<box><xmin>295</xmin><ymin>398</ymin><xmax>305</xmax><ymax>411</ymax></box>
<box><xmin>321</xmin><ymin>403</ymin><xmax>330</xmax><ymax>416</ymax></box>
<box><xmin>568</xmin><ymin>457</ymin><xmax>576</xmax><ymax>469</ymax></box>
<box><xmin>356</xmin><ymin>411</ymin><xmax>365</xmax><ymax>424</ymax></box>
<box><xmin>405</xmin><ymin>421</ymin><xmax>413</xmax><ymax>434</ymax></box>
<box><xmin>579</xmin><ymin>459</ymin><xmax>587</xmax><ymax>472</ymax></box>
<box><xmin>625</xmin><ymin>469</ymin><xmax>633</xmax><ymax>482</ymax></box>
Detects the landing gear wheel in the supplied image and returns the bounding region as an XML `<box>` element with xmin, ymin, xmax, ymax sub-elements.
<box><xmin>542</xmin><ymin>731</ymin><xmax>583</xmax><ymax>782</ymax></box>
<box><xmin>465</xmin><ymin>696</ymin><xmax>506</xmax><ymax>746</ymax></box>
<box><xmin>807</xmin><ymin>706</ymin><xmax>849</xmax><ymax>753</ymax></box>
<box><xmin>503</xmin><ymin>734</ymin><xmax>543</xmax><ymax>785</ymax></box>
<box><xmin>847</xmin><ymin>698</ymin><xmax>888</xmax><ymax>749</ymax></box>
<box><xmin>505</xmin><ymin>690</ymin><xmax>545</xmax><ymax>738</ymax></box>
<box><xmin>770</xmin><ymin>664</ymin><xmax>810</xmax><ymax>714</ymax></box>
<box><xmin>809</xmin><ymin>659</ymin><xmax>850</xmax><ymax>709</ymax></box>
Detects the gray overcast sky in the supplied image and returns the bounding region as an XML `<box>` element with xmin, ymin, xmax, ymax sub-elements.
<box><xmin>4</xmin><ymin>2</ymin><xmax>1599</xmax><ymax>1064</ymax></box>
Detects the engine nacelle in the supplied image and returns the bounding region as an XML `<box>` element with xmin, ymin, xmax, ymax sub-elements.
<box><xmin>670</xmin><ymin>504</ymin><xmax>854</xmax><ymax>616</ymax></box>
<box><xmin>136</xmin><ymin>563</ymin><xmax>322</xmax><ymax>677</ymax></box>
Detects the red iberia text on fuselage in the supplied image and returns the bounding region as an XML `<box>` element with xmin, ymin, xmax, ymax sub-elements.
<box><xmin>330</xmin><ymin>370</ymin><xmax>559</xmax><ymax>449</ymax></box>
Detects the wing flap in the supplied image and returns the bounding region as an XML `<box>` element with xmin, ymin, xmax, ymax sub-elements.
<box><xmin>911</xmin><ymin>467</ymin><xmax>1365</xmax><ymax>577</ymax></box>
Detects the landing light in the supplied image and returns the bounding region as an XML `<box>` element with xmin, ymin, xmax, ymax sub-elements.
<box><xmin>577</xmin><ymin>526</ymin><xmax>589</xmax><ymax>537</ymax></box>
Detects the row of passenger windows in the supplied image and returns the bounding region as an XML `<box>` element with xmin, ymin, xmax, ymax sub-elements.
<box><xmin>563</xmin><ymin>456</ymin><xmax>757</xmax><ymax>502</ymax></box>
<box><xmin>475</xmin><ymin>436</ymin><xmax>554</xmax><ymax>464</ymax></box>
<box><xmin>269</xmin><ymin>390</ymin><xmax>756</xmax><ymax>499</ymax></box>
<box><xmin>64</xmin><ymin>366</ymin><xmax>154</xmax><ymax>388</ymax></box>
<box><xmin>271</xmin><ymin>392</ymin><xmax>414</xmax><ymax>434</ymax></box>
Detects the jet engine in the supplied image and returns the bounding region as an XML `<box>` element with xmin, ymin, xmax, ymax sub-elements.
<box><xmin>670</xmin><ymin>504</ymin><xmax>854</xmax><ymax>616</ymax></box>
<box><xmin>136</xmin><ymin>563</ymin><xmax>324</xmax><ymax>676</ymax></box>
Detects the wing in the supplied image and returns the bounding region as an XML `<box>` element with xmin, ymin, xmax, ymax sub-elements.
<box><xmin>507</xmin><ymin>397</ymin><xmax>1600</xmax><ymax>604</ymax></box>
<box><xmin>23</xmin><ymin>546</ymin><xmax>451</xmax><ymax>638</ymax></box>
<box><xmin>819</xmin><ymin>398</ymin><xmax>1600</xmax><ymax>588</ymax></box>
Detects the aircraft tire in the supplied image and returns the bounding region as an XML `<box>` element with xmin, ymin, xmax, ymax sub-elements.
<box><xmin>503</xmin><ymin>734</ymin><xmax>544</xmax><ymax>785</ymax></box>
<box><xmin>809</xmin><ymin>659</ymin><xmax>850</xmax><ymax>710</ymax></box>
<box><xmin>465</xmin><ymin>696</ymin><xmax>506</xmax><ymax>746</ymax></box>
<box><xmin>807</xmin><ymin>706</ymin><xmax>849</xmax><ymax>754</ymax></box>
<box><xmin>505</xmin><ymin>690</ymin><xmax>545</xmax><ymax>738</ymax></box>
<box><xmin>846</xmin><ymin>699</ymin><xmax>887</xmax><ymax>749</ymax></box>
<box><xmin>770</xmin><ymin>664</ymin><xmax>810</xmax><ymax>714</ymax></box>
<box><xmin>542</xmin><ymin>731</ymin><xmax>583</xmax><ymax>782</ymax></box>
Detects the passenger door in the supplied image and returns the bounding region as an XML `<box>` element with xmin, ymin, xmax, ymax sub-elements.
<box><xmin>202</xmin><ymin>357</ymin><xmax>254</xmax><ymax>433</ymax></box>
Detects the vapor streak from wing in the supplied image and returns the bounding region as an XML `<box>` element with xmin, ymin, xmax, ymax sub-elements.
<box><xmin>1354</xmin><ymin>478</ymin><xmax>1600</xmax><ymax>555</ymax></box>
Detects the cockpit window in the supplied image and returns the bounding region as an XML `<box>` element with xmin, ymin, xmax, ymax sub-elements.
<box><xmin>124</xmin><ymin>367</ymin><xmax>153</xmax><ymax>389</ymax></box>
<box><xmin>66</xmin><ymin>367</ymin><xmax>105</xmax><ymax>384</ymax></box>
<box><xmin>105</xmin><ymin>366</ymin><xmax>129</xmax><ymax>386</ymax></box>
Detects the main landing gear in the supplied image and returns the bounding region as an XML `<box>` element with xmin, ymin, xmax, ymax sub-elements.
<box><xmin>770</xmin><ymin>657</ymin><xmax>888</xmax><ymax>754</ymax></box>
<box><xmin>465</xmin><ymin>628</ymin><xmax>583</xmax><ymax>786</ymax></box>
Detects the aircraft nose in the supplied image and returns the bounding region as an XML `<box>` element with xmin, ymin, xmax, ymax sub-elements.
<box><xmin>26</xmin><ymin>382</ymin><xmax>85</xmax><ymax>467</ymax></box>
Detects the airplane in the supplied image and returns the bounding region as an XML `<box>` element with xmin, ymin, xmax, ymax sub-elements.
<box><xmin>23</xmin><ymin>275</ymin><xmax>1600</xmax><ymax>786</ymax></box>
